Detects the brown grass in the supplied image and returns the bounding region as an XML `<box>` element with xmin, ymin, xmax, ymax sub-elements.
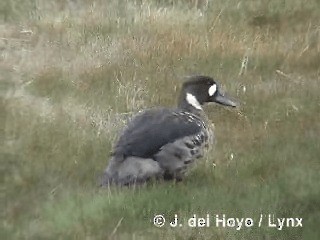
<box><xmin>2</xmin><ymin>0</ymin><xmax>320</xmax><ymax>239</ymax></box>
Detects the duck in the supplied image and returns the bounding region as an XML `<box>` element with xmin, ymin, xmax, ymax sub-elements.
<box><xmin>100</xmin><ymin>75</ymin><xmax>238</xmax><ymax>186</ymax></box>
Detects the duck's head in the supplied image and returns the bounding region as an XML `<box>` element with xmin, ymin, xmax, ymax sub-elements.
<box><xmin>178</xmin><ymin>75</ymin><xmax>238</xmax><ymax>112</ymax></box>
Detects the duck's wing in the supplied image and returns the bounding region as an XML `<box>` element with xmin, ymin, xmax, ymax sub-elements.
<box><xmin>112</xmin><ymin>108</ymin><xmax>206</xmax><ymax>159</ymax></box>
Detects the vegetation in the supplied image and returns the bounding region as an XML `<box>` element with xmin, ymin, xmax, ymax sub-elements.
<box><xmin>2</xmin><ymin>0</ymin><xmax>319</xmax><ymax>239</ymax></box>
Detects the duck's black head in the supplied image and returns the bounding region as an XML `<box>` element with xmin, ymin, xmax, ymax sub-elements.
<box><xmin>178</xmin><ymin>75</ymin><xmax>238</xmax><ymax>112</ymax></box>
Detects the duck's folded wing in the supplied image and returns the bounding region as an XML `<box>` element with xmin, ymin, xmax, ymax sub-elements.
<box><xmin>112</xmin><ymin>108</ymin><xmax>206</xmax><ymax>159</ymax></box>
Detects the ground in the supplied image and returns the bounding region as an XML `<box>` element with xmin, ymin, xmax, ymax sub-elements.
<box><xmin>1</xmin><ymin>0</ymin><xmax>320</xmax><ymax>239</ymax></box>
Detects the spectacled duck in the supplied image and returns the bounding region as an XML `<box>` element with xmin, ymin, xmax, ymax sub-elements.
<box><xmin>101</xmin><ymin>75</ymin><xmax>238</xmax><ymax>186</ymax></box>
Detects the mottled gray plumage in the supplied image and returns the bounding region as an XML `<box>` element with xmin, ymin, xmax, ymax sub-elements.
<box><xmin>101</xmin><ymin>75</ymin><xmax>238</xmax><ymax>186</ymax></box>
<box><xmin>113</xmin><ymin>108</ymin><xmax>207</xmax><ymax>159</ymax></box>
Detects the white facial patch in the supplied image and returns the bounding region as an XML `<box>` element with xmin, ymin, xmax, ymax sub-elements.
<box><xmin>186</xmin><ymin>93</ymin><xmax>202</xmax><ymax>110</ymax></box>
<box><xmin>208</xmin><ymin>84</ymin><xmax>217</xmax><ymax>96</ymax></box>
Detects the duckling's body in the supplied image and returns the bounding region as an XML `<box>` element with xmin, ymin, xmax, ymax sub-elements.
<box><xmin>101</xmin><ymin>75</ymin><xmax>237</xmax><ymax>186</ymax></box>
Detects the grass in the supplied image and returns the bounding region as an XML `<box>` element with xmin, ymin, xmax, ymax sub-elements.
<box><xmin>1</xmin><ymin>0</ymin><xmax>320</xmax><ymax>239</ymax></box>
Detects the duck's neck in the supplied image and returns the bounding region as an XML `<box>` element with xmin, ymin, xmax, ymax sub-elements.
<box><xmin>178</xmin><ymin>92</ymin><xmax>204</xmax><ymax>116</ymax></box>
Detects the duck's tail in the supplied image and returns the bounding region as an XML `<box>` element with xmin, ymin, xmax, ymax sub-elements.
<box><xmin>100</xmin><ymin>155</ymin><xmax>163</xmax><ymax>187</ymax></box>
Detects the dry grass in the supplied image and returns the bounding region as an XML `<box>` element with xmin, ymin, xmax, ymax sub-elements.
<box><xmin>2</xmin><ymin>0</ymin><xmax>320</xmax><ymax>239</ymax></box>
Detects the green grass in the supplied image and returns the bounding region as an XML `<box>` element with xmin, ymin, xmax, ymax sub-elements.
<box><xmin>2</xmin><ymin>0</ymin><xmax>320</xmax><ymax>239</ymax></box>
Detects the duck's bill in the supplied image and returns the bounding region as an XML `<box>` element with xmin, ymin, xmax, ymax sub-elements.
<box><xmin>214</xmin><ymin>92</ymin><xmax>238</xmax><ymax>107</ymax></box>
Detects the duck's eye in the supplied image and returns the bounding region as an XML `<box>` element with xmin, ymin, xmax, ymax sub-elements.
<box><xmin>208</xmin><ymin>84</ymin><xmax>217</xmax><ymax>96</ymax></box>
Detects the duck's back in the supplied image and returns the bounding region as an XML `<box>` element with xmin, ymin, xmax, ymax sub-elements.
<box><xmin>113</xmin><ymin>107</ymin><xmax>208</xmax><ymax>160</ymax></box>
